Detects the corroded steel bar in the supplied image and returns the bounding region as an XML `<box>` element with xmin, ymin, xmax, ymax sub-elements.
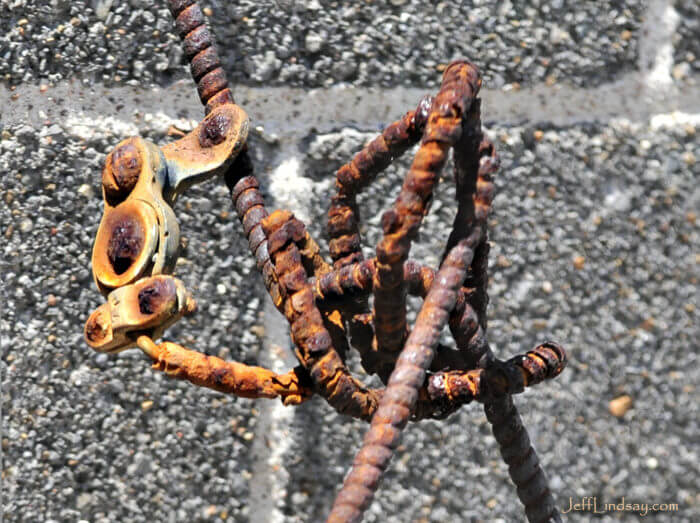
<box><xmin>326</xmin><ymin>98</ymin><xmax>432</xmax><ymax>379</ymax></box>
<box><xmin>166</xmin><ymin>1</ymin><xmax>266</xmax><ymax>300</ymax></box>
<box><xmin>461</xmin><ymin>138</ymin><xmax>499</xmax><ymax>330</ymax></box>
<box><xmin>485</xmin><ymin>396</ymin><xmax>563</xmax><ymax>523</ymax></box>
<box><xmin>226</xmin><ymin>165</ymin><xmax>286</xmax><ymax>310</ymax></box>
<box><xmin>467</xmin><ymin>239</ymin><xmax>490</xmax><ymax>330</ymax></box>
<box><xmin>261</xmin><ymin>210</ymin><xmax>379</xmax><ymax>420</ymax></box>
<box><xmin>476</xmin><ymin>342</ymin><xmax>565</xmax><ymax>523</ymax></box>
<box><xmin>449</xmin><ymin>295</ymin><xmax>489</xmax><ymax>369</ymax></box>
<box><xmin>449</xmin><ymin>138</ymin><xmax>499</xmax><ymax>366</ymax></box>
<box><xmin>372</xmin><ymin>62</ymin><xmax>482</xmax><ymax>374</ymax></box>
<box><xmin>327</xmin><ymin>231</ymin><xmax>480</xmax><ymax>523</ymax></box>
<box><xmin>441</xmin><ymin>101</ymin><xmax>483</xmax><ymax>259</ymax></box>
<box><xmin>310</xmin><ymin>256</ymin><xmax>378</xmax><ymax>375</ymax></box>
<box><xmin>296</xmin><ymin>224</ymin><xmax>355</xmax><ymax>362</ymax></box>
<box><xmin>313</xmin><ymin>257</ymin><xmax>488</xmax><ymax>305</ymax></box>
<box><xmin>136</xmin><ymin>336</ymin><xmax>312</xmax><ymax>405</ymax></box>
<box><xmin>459</xmin><ymin>135</ymin><xmax>559</xmax><ymax>523</ymax></box>
<box><xmin>311</xmin><ymin>258</ymin><xmax>437</xmax><ymax>303</ymax></box>
<box><xmin>426</xmin><ymin>342</ymin><xmax>567</xmax><ymax>408</ymax></box>
<box><xmin>312</xmin><ymin>259</ymin><xmax>375</xmax><ymax>302</ymax></box>
<box><xmin>327</xmin><ymin>95</ymin><xmax>433</xmax><ymax>269</ymax></box>
<box><xmin>225</xmin><ymin>139</ymin><xmax>361</xmax><ymax>413</ymax></box>
<box><xmin>167</xmin><ymin>0</ymin><xmax>234</xmax><ymax>112</ymax></box>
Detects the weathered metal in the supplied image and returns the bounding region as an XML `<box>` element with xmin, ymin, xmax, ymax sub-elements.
<box><xmin>83</xmin><ymin>3</ymin><xmax>569</xmax><ymax>522</ymax></box>
<box><xmin>85</xmin><ymin>275</ymin><xmax>195</xmax><ymax>353</ymax></box>
<box><xmin>136</xmin><ymin>336</ymin><xmax>312</xmax><ymax>405</ymax></box>
<box><xmin>371</xmin><ymin>62</ymin><xmax>482</xmax><ymax>376</ymax></box>
<box><xmin>168</xmin><ymin>0</ymin><xmax>234</xmax><ymax>113</ymax></box>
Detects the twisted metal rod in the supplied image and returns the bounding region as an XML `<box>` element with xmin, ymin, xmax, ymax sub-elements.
<box><xmin>158</xmin><ymin>4</ymin><xmax>569</xmax><ymax>522</ymax></box>
<box><xmin>327</xmin><ymin>231</ymin><xmax>482</xmax><ymax>523</ymax></box>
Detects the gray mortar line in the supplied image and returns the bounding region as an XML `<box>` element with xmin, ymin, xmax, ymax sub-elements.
<box><xmin>247</xmin><ymin>143</ymin><xmax>313</xmax><ymax>523</ymax></box>
<box><xmin>2</xmin><ymin>73</ymin><xmax>699</xmax><ymax>137</ymax></box>
<box><xmin>248</xmin><ymin>296</ymin><xmax>299</xmax><ymax>523</ymax></box>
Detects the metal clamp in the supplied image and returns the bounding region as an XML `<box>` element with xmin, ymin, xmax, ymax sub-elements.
<box><xmin>85</xmin><ymin>103</ymin><xmax>249</xmax><ymax>352</ymax></box>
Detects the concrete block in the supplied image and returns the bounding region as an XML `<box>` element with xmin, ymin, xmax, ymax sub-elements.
<box><xmin>2</xmin><ymin>1</ymin><xmax>645</xmax><ymax>88</ymax></box>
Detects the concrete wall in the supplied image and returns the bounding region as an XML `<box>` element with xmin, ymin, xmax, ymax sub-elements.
<box><xmin>2</xmin><ymin>1</ymin><xmax>698</xmax><ymax>522</ymax></box>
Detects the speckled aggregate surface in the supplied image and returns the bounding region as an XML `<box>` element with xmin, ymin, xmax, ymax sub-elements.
<box><xmin>2</xmin><ymin>0</ymin><xmax>643</xmax><ymax>88</ymax></box>
<box><xmin>673</xmin><ymin>0</ymin><xmax>700</xmax><ymax>78</ymax></box>
<box><xmin>2</xmin><ymin>1</ymin><xmax>700</xmax><ymax>522</ymax></box>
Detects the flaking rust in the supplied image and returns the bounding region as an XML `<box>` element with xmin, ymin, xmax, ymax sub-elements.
<box><xmin>82</xmin><ymin>2</ymin><xmax>569</xmax><ymax>522</ymax></box>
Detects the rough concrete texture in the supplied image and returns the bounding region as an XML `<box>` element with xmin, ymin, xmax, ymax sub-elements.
<box><xmin>2</xmin><ymin>1</ymin><xmax>700</xmax><ymax>523</ymax></box>
<box><xmin>2</xmin><ymin>0</ymin><xmax>644</xmax><ymax>88</ymax></box>
<box><xmin>673</xmin><ymin>0</ymin><xmax>700</xmax><ymax>78</ymax></box>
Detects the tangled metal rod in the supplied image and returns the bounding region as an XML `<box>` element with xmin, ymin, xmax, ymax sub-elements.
<box><xmin>83</xmin><ymin>2</ymin><xmax>567</xmax><ymax>521</ymax></box>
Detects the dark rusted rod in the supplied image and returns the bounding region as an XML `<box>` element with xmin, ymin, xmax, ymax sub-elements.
<box><xmin>485</xmin><ymin>396</ymin><xmax>563</xmax><ymax>523</ymax></box>
<box><xmin>328</xmin><ymin>95</ymin><xmax>433</xmax><ymax>269</ymax></box>
<box><xmin>448</xmin><ymin>137</ymin><xmax>499</xmax><ymax>367</ymax></box>
<box><xmin>372</xmin><ymin>62</ymin><xmax>482</xmax><ymax>377</ymax></box>
<box><xmin>166</xmin><ymin>0</ymin><xmax>235</xmax><ymax>113</ymax></box>
<box><xmin>327</xmin><ymin>229</ymin><xmax>481</xmax><ymax>523</ymax></box>
<box><xmin>427</xmin><ymin>342</ymin><xmax>567</xmax><ymax>407</ymax></box>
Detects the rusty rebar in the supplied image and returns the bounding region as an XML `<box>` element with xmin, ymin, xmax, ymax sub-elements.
<box><xmin>485</xmin><ymin>396</ymin><xmax>563</xmax><ymax>523</ymax></box>
<box><xmin>449</xmin><ymin>137</ymin><xmax>499</xmax><ymax>367</ymax></box>
<box><xmin>261</xmin><ymin>210</ymin><xmax>380</xmax><ymax>420</ymax></box>
<box><xmin>137</xmin><ymin>336</ymin><xmax>312</xmax><ymax>405</ymax></box>
<box><xmin>167</xmin><ymin>0</ymin><xmax>234</xmax><ymax>113</ymax></box>
<box><xmin>372</xmin><ymin>62</ymin><xmax>482</xmax><ymax>377</ymax></box>
<box><xmin>327</xmin><ymin>230</ymin><xmax>481</xmax><ymax>523</ymax></box>
<box><xmin>328</xmin><ymin>95</ymin><xmax>433</xmax><ymax>269</ymax></box>
<box><xmin>426</xmin><ymin>342</ymin><xmax>567</xmax><ymax>409</ymax></box>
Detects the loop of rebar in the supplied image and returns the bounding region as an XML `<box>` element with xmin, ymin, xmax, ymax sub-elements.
<box><xmin>372</xmin><ymin>62</ymin><xmax>482</xmax><ymax>377</ymax></box>
<box><xmin>85</xmin><ymin>5</ymin><xmax>573</xmax><ymax>522</ymax></box>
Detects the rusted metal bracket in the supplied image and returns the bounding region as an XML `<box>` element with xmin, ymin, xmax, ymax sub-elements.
<box><xmin>85</xmin><ymin>275</ymin><xmax>195</xmax><ymax>353</ymax></box>
<box><xmin>86</xmin><ymin>101</ymin><xmax>248</xmax><ymax>352</ymax></box>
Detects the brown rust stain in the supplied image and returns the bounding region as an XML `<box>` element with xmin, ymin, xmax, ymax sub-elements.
<box><xmin>106</xmin><ymin>215</ymin><xmax>145</xmax><ymax>275</ymax></box>
<box><xmin>199</xmin><ymin>113</ymin><xmax>231</xmax><ymax>147</ymax></box>
<box><xmin>137</xmin><ymin>277</ymin><xmax>177</xmax><ymax>315</ymax></box>
<box><xmin>102</xmin><ymin>141</ymin><xmax>142</xmax><ymax>202</ymax></box>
